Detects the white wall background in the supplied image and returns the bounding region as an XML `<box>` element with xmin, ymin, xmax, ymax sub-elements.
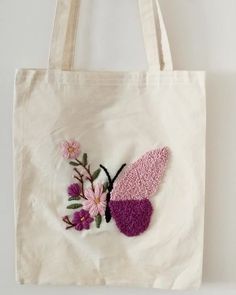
<box><xmin>0</xmin><ymin>0</ymin><xmax>236</xmax><ymax>294</ymax></box>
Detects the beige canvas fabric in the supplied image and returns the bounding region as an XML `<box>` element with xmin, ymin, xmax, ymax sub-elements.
<box><xmin>13</xmin><ymin>0</ymin><xmax>206</xmax><ymax>289</ymax></box>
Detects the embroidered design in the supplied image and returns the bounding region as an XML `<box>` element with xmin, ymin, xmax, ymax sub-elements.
<box><xmin>111</xmin><ymin>148</ymin><xmax>169</xmax><ymax>201</ymax></box>
<box><xmin>61</xmin><ymin>140</ymin><xmax>169</xmax><ymax>236</ymax></box>
<box><xmin>109</xmin><ymin>199</ymin><xmax>153</xmax><ymax>237</ymax></box>
<box><xmin>60</xmin><ymin>140</ymin><xmax>81</xmax><ymax>159</ymax></box>
<box><xmin>109</xmin><ymin>148</ymin><xmax>169</xmax><ymax>236</ymax></box>
<box><xmin>83</xmin><ymin>184</ymin><xmax>107</xmax><ymax>217</ymax></box>
<box><xmin>62</xmin><ymin>140</ymin><xmax>108</xmax><ymax>231</ymax></box>
<box><xmin>63</xmin><ymin>210</ymin><xmax>94</xmax><ymax>231</ymax></box>
<box><xmin>67</xmin><ymin>183</ymin><xmax>81</xmax><ymax>198</ymax></box>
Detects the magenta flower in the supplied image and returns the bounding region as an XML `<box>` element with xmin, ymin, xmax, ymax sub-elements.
<box><xmin>83</xmin><ymin>184</ymin><xmax>107</xmax><ymax>217</ymax></box>
<box><xmin>60</xmin><ymin>140</ymin><xmax>80</xmax><ymax>159</ymax></box>
<box><xmin>72</xmin><ymin>210</ymin><xmax>94</xmax><ymax>231</ymax></box>
<box><xmin>67</xmin><ymin>183</ymin><xmax>81</xmax><ymax>197</ymax></box>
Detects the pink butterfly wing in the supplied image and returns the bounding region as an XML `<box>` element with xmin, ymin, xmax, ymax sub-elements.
<box><xmin>109</xmin><ymin>147</ymin><xmax>169</xmax><ymax>237</ymax></box>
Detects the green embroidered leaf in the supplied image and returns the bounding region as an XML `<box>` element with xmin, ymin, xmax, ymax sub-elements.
<box><xmin>67</xmin><ymin>203</ymin><xmax>82</xmax><ymax>209</ymax></box>
<box><xmin>92</xmin><ymin>168</ymin><xmax>101</xmax><ymax>181</ymax></box>
<box><xmin>69</xmin><ymin>161</ymin><xmax>79</xmax><ymax>166</ymax></box>
<box><xmin>103</xmin><ymin>181</ymin><xmax>109</xmax><ymax>192</ymax></box>
<box><xmin>95</xmin><ymin>214</ymin><xmax>102</xmax><ymax>228</ymax></box>
<box><xmin>82</xmin><ymin>153</ymin><xmax>88</xmax><ymax>166</ymax></box>
<box><xmin>68</xmin><ymin>196</ymin><xmax>80</xmax><ymax>201</ymax></box>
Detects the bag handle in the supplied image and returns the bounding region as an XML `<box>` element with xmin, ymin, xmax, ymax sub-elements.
<box><xmin>138</xmin><ymin>0</ymin><xmax>173</xmax><ymax>71</ymax></box>
<box><xmin>49</xmin><ymin>0</ymin><xmax>173</xmax><ymax>71</ymax></box>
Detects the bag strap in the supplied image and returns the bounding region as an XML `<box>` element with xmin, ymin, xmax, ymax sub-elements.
<box><xmin>49</xmin><ymin>0</ymin><xmax>173</xmax><ymax>71</ymax></box>
<box><xmin>138</xmin><ymin>0</ymin><xmax>173</xmax><ymax>71</ymax></box>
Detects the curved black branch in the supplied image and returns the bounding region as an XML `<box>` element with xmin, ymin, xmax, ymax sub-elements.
<box><xmin>111</xmin><ymin>163</ymin><xmax>126</xmax><ymax>185</ymax></box>
<box><xmin>100</xmin><ymin>164</ymin><xmax>112</xmax><ymax>187</ymax></box>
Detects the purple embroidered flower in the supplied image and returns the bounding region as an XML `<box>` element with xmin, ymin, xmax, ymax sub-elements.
<box><xmin>60</xmin><ymin>140</ymin><xmax>80</xmax><ymax>159</ymax></box>
<box><xmin>72</xmin><ymin>210</ymin><xmax>94</xmax><ymax>231</ymax></box>
<box><xmin>67</xmin><ymin>183</ymin><xmax>81</xmax><ymax>197</ymax></box>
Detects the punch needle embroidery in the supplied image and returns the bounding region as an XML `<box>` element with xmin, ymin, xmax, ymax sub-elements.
<box><xmin>61</xmin><ymin>140</ymin><xmax>170</xmax><ymax>237</ymax></box>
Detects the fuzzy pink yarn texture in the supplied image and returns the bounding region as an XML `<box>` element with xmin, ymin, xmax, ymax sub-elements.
<box><xmin>111</xmin><ymin>147</ymin><xmax>169</xmax><ymax>202</ymax></box>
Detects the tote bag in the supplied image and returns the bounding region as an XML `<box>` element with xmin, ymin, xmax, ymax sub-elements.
<box><xmin>13</xmin><ymin>0</ymin><xmax>206</xmax><ymax>289</ymax></box>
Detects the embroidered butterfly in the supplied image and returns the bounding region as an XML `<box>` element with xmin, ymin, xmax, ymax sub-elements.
<box><xmin>61</xmin><ymin>140</ymin><xmax>169</xmax><ymax>237</ymax></box>
<box><xmin>100</xmin><ymin>147</ymin><xmax>169</xmax><ymax>237</ymax></box>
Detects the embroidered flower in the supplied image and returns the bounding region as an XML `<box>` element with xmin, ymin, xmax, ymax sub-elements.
<box><xmin>83</xmin><ymin>184</ymin><xmax>107</xmax><ymax>217</ymax></box>
<box><xmin>67</xmin><ymin>183</ymin><xmax>81</xmax><ymax>197</ymax></box>
<box><xmin>72</xmin><ymin>210</ymin><xmax>94</xmax><ymax>231</ymax></box>
<box><xmin>61</xmin><ymin>140</ymin><xmax>80</xmax><ymax>159</ymax></box>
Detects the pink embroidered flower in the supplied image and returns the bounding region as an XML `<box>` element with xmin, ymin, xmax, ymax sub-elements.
<box><xmin>83</xmin><ymin>184</ymin><xmax>107</xmax><ymax>217</ymax></box>
<box><xmin>60</xmin><ymin>140</ymin><xmax>80</xmax><ymax>159</ymax></box>
<box><xmin>72</xmin><ymin>210</ymin><xmax>94</xmax><ymax>231</ymax></box>
<box><xmin>67</xmin><ymin>183</ymin><xmax>81</xmax><ymax>197</ymax></box>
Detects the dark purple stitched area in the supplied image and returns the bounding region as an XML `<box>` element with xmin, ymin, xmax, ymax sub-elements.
<box><xmin>109</xmin><ymin>199</ymin><xmax>153</xmax><ymax>237</ymax></box>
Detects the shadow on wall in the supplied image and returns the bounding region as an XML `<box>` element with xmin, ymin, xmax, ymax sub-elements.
<box><xmin>203</xmin><ymin>72</ymin><xmax>236</xmax><ymax>283</ymax></box>
<box><xmin>160</xmin><ymin>0</ymin><xmax>236</xmax><ymax>284</ymax></box>
<box><xmin>159</xmin><ymin>0</ymin><xmax>208</xmax><ymax>70</ymax></box>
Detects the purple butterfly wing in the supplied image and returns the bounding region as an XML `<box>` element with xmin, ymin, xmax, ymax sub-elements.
<box><xmin>110</xmin><ymin>147</ymin><xmax>169</xmax><ymax>237</ymax></box>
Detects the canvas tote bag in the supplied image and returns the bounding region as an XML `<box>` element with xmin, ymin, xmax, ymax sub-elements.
<box><xmin>14</xmin><ymin>0</ymin><xmax>206</xmax><ymax>289</ymax></box>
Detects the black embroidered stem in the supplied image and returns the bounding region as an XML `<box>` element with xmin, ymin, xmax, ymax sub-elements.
<box><xmin>112</xmin><ymin>164</ymin><xmax>126</xmax><ymax>184</ymax></box>
<box><xmin>99</xmin><ymin>165</ymin><xmax>112</xmax><ymax>186</ymax></box>
<box><xmin>104</xmin><ymin>192</ymin><xmax>112</xmax><ymax>223</ymax></box>
<box><xmin>100</xmin><ymin>164</ymin><xmax>126</xmax><ymax>223</ymax></box>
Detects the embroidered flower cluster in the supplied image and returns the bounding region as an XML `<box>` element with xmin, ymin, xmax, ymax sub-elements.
<box><xmin>61</xmin><ymin>140</ymin><xmax>108</xmax><ymax>231</ymax></box>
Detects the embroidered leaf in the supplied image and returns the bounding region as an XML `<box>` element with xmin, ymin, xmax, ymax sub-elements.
<box><xmin>95</xmin><ymin>214</ymin><xmax>102</xmax><ymax>228</ymax></box>
<box><xmin>82</xmin><ymin>153</ymin><xmax>88</xmax><ymax>166</ymax></box>
<box><xmin>68</xmin><ymin>196</ymin><xmax>80</xmax><ymax>201</ymax></box>
<box><xmin>67</xmin><ymin>203</ymin><xmax>82</xmax><ymax>209</ymax></box>
<box><xmin>69</xmin><ymin>161</ymin><xmax>79</xmax><ymax>166</ymax></box>
<box><xmin>103</xmin><ymin>181</ymin><xmax>109</xmax><ymax>192</ymax></box>
<box><xmin>92</xmin><ymin>168</ymin><xmax>101</xmax><ymax>181</ymax></box>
